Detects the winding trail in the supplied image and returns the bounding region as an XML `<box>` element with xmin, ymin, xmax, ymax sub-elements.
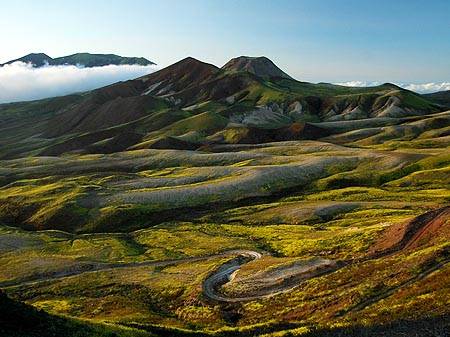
<box><xmin>3</xmin><ymin>207</ymin><xmax>448</xmax><ymax>308</ymax></box>
<box><xmin>0</xmin><ymin>250</ymin><xmax>262</xmax><ymax>289</ymax></box>
<box><xmin>202</xmin><ymin>252</ymin><xmax>340</xmax><ymax>302</ymax></box>
<box><xmin>2</xmin><ymin>249</ymin><xmax>338</xmax><ymax>303</ymax></box>
<box><xmin>202</xmin><ymin>207</ymin><xmax>450</xmax><ymax>303</ymax></box>
<box><xmin>202</xmin><ymin>251</ymin><xmax>262</xmax><ymax>302</ymax></box>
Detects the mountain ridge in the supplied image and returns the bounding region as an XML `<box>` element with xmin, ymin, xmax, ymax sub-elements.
<box><xmin>0</xmin><ymin>55</ymin><xmax>445</xmax><ymax>158</ymax></box>
<box><xmin>1</xmin><ymin>52</ymin><xmax>155</xmax><ymax>68</ymax></box>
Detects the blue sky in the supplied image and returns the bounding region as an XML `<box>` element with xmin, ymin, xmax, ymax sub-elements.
<box><xmin>0</xmin><ymin>0</ymin><xmax>449</xmax><ymax>83</ymax></box>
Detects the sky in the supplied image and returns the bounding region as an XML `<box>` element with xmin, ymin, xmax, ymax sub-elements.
<box><xmin>0</xmin><ymin>0</ymin><xmax>449</xmax><ymax>102</ymax></box>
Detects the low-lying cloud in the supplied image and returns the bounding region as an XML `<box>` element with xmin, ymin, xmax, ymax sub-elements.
<box><xmin>401</xmin><ymin>82</ymin><xmax>450</xmax><ymax>93</ymax></box>
<box><xmin>334</xmin><ymin>81</ymin><xmax>450</xmax><ymax>94</ymax></box>
<box><xmin>0</xmin><ymin>62</ymin><xmax>158</xmax><ymax>103</ymax></box>
<box><xmin>1</xmin><ymin>62</ymin><xmax>448</xmax><ymax>104</ymax></box>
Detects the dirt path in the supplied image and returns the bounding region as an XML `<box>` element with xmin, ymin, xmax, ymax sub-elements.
<box><xmin>2</xmin><ymin>249</ymin><xmax>339</xmax><ymax>304</ymax></box>
<box><xmin>202</xmin><ymin>251</ymin><xmax>262</xmax><ymax>302</ymax></box>
<box><xmin>3</xmin><ymin>207</ymin><xmax>448</xmax><ymax>308</ymax></box>
<box><xmin>0</xmin><ymin>250</ymin><xmax>261</xmax><ymax>289</ymax></box>
<box><xmin>202</xmin><ymin>253</ymin><xmax>340</xmax><ymax>302</ymax></box>
<box><xmin>203</xmin><ymin>207</ymin><xmax>450</xmax><ymax>303</ymax></box>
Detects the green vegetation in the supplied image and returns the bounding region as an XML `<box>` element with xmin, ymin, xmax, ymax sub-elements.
<box><xmin>0</xmin><ymin>56</ymin><xmax>449</xmax><ymax>336</ymax></box>
<box><xmin>0</xmin><ymin>290</ymin><xmax>149</xmax><ymax>337</ymax></box>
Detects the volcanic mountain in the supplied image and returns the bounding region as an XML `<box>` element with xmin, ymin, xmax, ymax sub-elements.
<box><xmin>1</xmin><ymin>52</ymin><xmax>155</xmax><ymax>68</ymax></box>
<box><xmin>222</xmin><ymin>56</ymin><xmax>293</xmax><ymax>79</ymax></box>
<box><xmin>0</xmin><ymin>55</ymin><xmax>445</xmax><ymax>158</ymax></box>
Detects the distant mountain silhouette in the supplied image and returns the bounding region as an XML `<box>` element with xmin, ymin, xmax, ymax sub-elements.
<box><xmin>1</xmin><ymin>52</ymin><xmax>155</xmax><ymax>67</ymax></box>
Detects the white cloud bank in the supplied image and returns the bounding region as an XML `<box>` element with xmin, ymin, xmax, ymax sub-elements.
<box><xmin>334</xmin><ymin>81</ymin><xmax>450</xmax><ymax>94</ymax></box>
<box><xmin>0</xmin><ymin>62</ymin><xmax>158</xmax><ymax>103</ymax></box>
<box><xmin>0</xmin><ymin>62</ymin><xmax>448</xmax><ymax>104</ymax></box>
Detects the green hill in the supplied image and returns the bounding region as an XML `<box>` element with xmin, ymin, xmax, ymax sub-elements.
<box><xmin>424</xmin><ymin>90</ymin><xmax>450</xmax><ymax>107</ymax></box>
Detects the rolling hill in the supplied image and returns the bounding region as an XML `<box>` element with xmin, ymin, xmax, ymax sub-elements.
<box><xmin>424</xmin><ymin>90</ymin><xmax>450</xmax><ymax>107</ymax></box>
<box><xmin>0</xmin><ymin>55</ymin><xmax>449</xmax><ymax>337</ymax></box>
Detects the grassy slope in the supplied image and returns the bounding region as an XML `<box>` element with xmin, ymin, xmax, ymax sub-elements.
<box><xmin>0</xmin><ymin>291</ymin><xmax>150</xmax><ymax>337</ymax></box>
<box><xmin>0</xmin><ymin>129</ymin><xmax>449</xmax><ymax>335</ymax></box>
<box><xmin>0</xmin><ymin>61</ymin><xmax>449</xmax><ymax>336</ymax></box>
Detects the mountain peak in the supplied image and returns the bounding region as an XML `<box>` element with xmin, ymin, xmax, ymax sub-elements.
<box><xmin>222</xmin><ymin>56</ymin><xmax>293</xmax><ymax>80</ymax></box>
<box><xmin>142</xmin><ymin>56</ymin><xmax>219</xmax><ymax>82</ymax></box>
<box><xmin>380</xmin><ymin>82</ymin><xmax>400</xmax><ymax>89</ymax></box>
<box><xmin>173</xmin><ymin>56</ymin><xmax>212</xmax><ymax>67</ymax></box>
<box><xmin>1</xmin><ymin>53</ymin><xmax>53</xmax><ymax>67</ymax></box>
<box><xmin>139</xmin><ymin>56</ymin><xmax>219</xmax><ymax>94</ymax></box>
<box><xmin>25</xmin><ymin>52</ymin><xmax>51</xmax><ymax>58</ymax></box>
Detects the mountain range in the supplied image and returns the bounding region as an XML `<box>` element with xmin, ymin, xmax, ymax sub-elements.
<box><xmin>0</xmin><ymin>55</ymin><xmax>447</xmax><ymax>159</ymax></box>
<box><xmin>0</xmin><ymin>52</ymin><xmax>155</xmax><ymax>68</ymax></box>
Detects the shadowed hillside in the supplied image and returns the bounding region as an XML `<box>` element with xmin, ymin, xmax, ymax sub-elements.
<box><xmin>0</xmin><ymin>290</ymin><xmax>149</xmax><ymax>337</ymax></box>
<box><xmin>424</xmin><ymin>90</ymin><xmax>450</xmax><ymax>108</ymax></box>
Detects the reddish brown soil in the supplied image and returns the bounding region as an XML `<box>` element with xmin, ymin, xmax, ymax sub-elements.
<box><xmin>370</xmin><ymin>206</ymin><xmax>450</xmax><ymax>256</ymax></box>
<box><xmin>404</xmin><ymin>207</ymin><xmax>450</xmax><ymax>250</ymax></box>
